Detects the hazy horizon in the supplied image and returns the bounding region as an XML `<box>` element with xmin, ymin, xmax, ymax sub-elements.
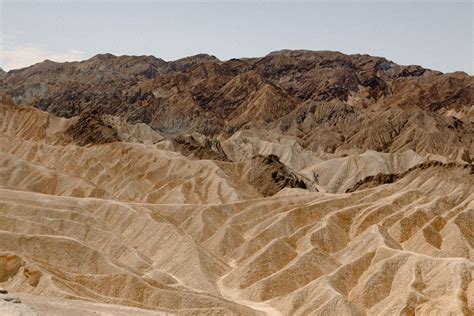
<box><xmin>1</xmin><ymin>1</ymin><xmax>472</xmax><ymax>74</ymax></box>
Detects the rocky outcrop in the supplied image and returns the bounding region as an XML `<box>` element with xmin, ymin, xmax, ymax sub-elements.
<box><xmin>172</xmin><ymin>134</ymin><xmax>229</xmax><ymax>161</ymax></box>
<box><xmin>65</xmin><ymin>109</ymin><xmax>119</xmax><ymax>145</ymax></box>
<box><xmin>245</xmin><ymin>154</ymin><xmax>310</xmax><ymax>196</ymax></box>
<box><xmin>0</xmin><ymin>289</ymin><xmax>38</xmax><ymax>315</ymax></box>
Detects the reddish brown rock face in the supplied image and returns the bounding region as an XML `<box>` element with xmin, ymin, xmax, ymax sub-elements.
<box><xmin>65</xmin><ymin>109</ymin><xmax>120</xmax><ymax>145</ymax></box>
<box><xmin>2</xmin><ymin>50</ymin><xmax>470</xmax><ymax>134</ymax></box>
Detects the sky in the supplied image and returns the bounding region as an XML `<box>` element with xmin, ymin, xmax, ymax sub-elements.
<box><xmin>0</xmin><ymin>1</ymin><xmax>472</xmax><ymax>74</ymax></box>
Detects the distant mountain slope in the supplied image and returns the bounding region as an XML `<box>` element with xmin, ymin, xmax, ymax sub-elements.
<box><xmin>1</xmin><ymin>50</ymin><xmax>472</xmax><ymax>162</ymax></box>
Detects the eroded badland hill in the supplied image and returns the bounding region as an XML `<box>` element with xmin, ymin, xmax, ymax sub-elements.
<box><xmin>0</xmin><ymin>50</ymin><xmax>472</xmax><ymax>315</ymax></box>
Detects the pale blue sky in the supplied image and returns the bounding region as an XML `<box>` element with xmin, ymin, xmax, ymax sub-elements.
<box><xmin>1</xmin><ymin>1</ymin><xmax>472</xmax><ymax>73</ymax></box>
